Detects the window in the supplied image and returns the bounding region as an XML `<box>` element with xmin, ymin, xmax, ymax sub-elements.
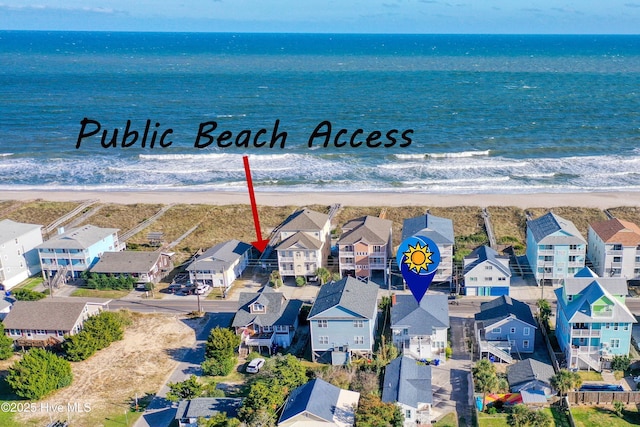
<box><xmin>319</xmin><ymin>336</ymin><xmax>329</xmax><ymax>345</ymax></box>
<box><xmin>469</xmin><ymin>277</ymin><xmax>477</xmax><ymax>282</ymax></box>
<box><xmin>354</xmin><ymin>336</ymin><xmax>364</xmax><ymax>345</ymax></box>
<box><xmin>317</xmin><ymin>320</ymin><xmax>328</xmax><ymax>328</ymax></box>
<box><xmin>485</xmin><ymin>265</ymin><xmax>493</xmax><ymax>270</ymax></box>
<box><xmin>569</xmin><ymin>245</ymin><xmax>579</xmax><ymax>250</ymax></box>
<box><xmin>491</xmin><ymin>328</ymin><xmax>501</xmax><ymax>334</ymax></box>
<box><xmin>262</xmin><ymin>326</ymin><xmax>272</xmax><ymax>332</ymax></box>
<box><xmin>523</xmin><ymin>327</ymin><xmax>531</xmax><ymax>336</ymax></box>
<box><xmin>353</xmin><ymin>320</ymin><xmax>364</xmax><ymax>328</ymax></box>
<box><xmin>35</xmin><ymin>329</ymin><xmax>46</xmax><ymax>335</ymax></box>
<box><xmin>405</xmin><ymin>410</ymin><xmax>412</xmax><ymax>419</ymax></box>
<box><xmin>498</xmin><ymin>277</ymin><xmax>506</xmax><ymax>281</ymax></box>
<box><xmin>613</xmin><ymin>256</ymin><xmax>622</xmax><ymax>263</ymax></box>
<box><xmin>251</xmin><ymin>302</ymin><xmax>265</xmax><ymax>313</ymax></box>
<box><xmin>57</xmin><ymin>330</ymin><xmax>65</xmax><ymax>337</ymax></box>
<box><xmin>523</xmin><ymin>340</ymin><xmax>530</xmax><ymax>349</ymax></box>
<box><xmin>510</xmin><ymin>327</ymin><xmax>516</xmax><ymax>334</ymax></box>
<box><xmin>402</xmin><ymin>328</ymin><xmax>409</xmax><ymax>335</ymax></box>
<box><xmin>611</xmin><ymin>339</ymin><xmax>621</xmax><ymax>349</ymax></box>
<box><xmin>614</xmin><ymin>323</ymin><xmax>619</xmax><ymax>331</ymax></box>
<box><xmin>484</xmin><ymin>277</ymin><xmax>493</xmax><ymax>281</ymax></box>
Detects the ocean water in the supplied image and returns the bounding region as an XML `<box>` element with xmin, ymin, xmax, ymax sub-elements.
<box><xmin>1</xmin><ymin>31</ymin><xmax>639</xmax><ymax>194</ymax></box>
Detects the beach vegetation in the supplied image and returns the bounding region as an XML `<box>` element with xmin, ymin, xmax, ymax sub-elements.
<box><xmin>611</xmin><ymin>355</ymin><xmax>631</xmax><ymax>373</ymax></box>
<box><xmin>10</xmin><ymin>288</ymin><xmax>46</xmax><ymax>301</ymax></box>
<box><xmin>269</xmin><ymin>270</ymin><xmax>283</xmax><ymax>288</ymax></box>
<box><xmin>82</xmin><ymin>272</ymin><xmax>135</xmax><ymax>290</ymax></box>
<box><xmin>550</xmin><ymin>369</ymin><xmax>582</xmax><ymax>397</ymax></box>
<box><xmin>204</xmin><ymin>327</ymin><xmax>240</xmax><ymax>377</ymax></box>
<box><xmin>355</xmin><ymin>393</ymin><xmax>404</xmax><ymax>427</ymax></box>
<box><xmin>0</xmin><ymin>323</ymin><xmax>14</xmax><ymax>360</ymax></box>
<box><xmin>6</xmin><ymin>348</ymin><xmax>73</xmax><ymax>400</ymax></box>
<box><xmin>62</xmin><ymin>311</ymin><xmax>128</xmax><ymax>361</ymax></box>
<box><xmin>295</xmin><ymin>276</ymin><xmax>306</xmax><ymax>287</ymax></box>
<box><xmin>166</xmin><ymin>375</ymin><xmax>203</xmax><ymax>402</ymax></box>
<box><xmin>473</xmin><ymin>359</ymin><xmax>499</xmax><ymax>412</ymax></box>
<box><xmin>239</xmin><ymin>354</ymin><xmax>307</xmax><ymax>424</ymax></box>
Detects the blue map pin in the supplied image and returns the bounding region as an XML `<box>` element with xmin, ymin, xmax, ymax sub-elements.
<box><xmin>396</xmin><ymin>235</ymin><xmax>441</xmax><ymax>303</ymax></box>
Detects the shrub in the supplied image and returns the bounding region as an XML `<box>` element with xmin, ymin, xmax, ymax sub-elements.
<box><xmin>167</xmin><ymin>375</ymin><xmax>202</xmax><ymax>402</ymax></box>
<box><xmin>611</xmin><ymin>355</ymin><xmax>631</xmax><ymax>373</ymax></box>
<box><xmin>11</xmin><ymin>288</ymin><xmax>46</xmax><ymax>301</ymax></box>
<box><xmin>6</xmin><ymin>348</ymin><xmax>73</xmax><ymax>399</ymax></box>
<box><xmin>295</xmin><ymin>276</ymin><xmax>306</xmax><ymax>287</ymax></box>
<box><xmin>202</xmin><ymin>356</ymin><xmax>237</xmax><ymax>377</ymax></box>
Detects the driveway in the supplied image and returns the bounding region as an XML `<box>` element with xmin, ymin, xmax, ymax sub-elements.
<box><xmin>430</xmin><ymin>316</ymin><xmax>474</xmax><ymax>427</ymax></box>
<box><xmin>134</xmin><ymin>312</ymin><xmax>234</xmax><ymax>427</ymax></box>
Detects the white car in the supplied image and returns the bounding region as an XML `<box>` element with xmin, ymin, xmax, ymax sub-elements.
<box><xmin>195</xmin><ymin>284</ymin><xmax>210</xmax><ymax>295</ymax></box>
<box><xmin>246</xmin><ymin>358</ymin><xmax>265</xmax><ymax>374</ymax></box>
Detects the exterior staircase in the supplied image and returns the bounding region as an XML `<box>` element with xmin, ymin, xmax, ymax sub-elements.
<box><xmin>479</xmin><ymin>340</ymin><xmax>514</xmax><ymax>364</ymax></box>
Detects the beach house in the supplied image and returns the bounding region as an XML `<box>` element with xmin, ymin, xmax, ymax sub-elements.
<box><xmin>337</xmin><ymin>215</ymin><xmax>393</xmax><ymax>283</ymax></box>
<box><xmin>36</xmin><ymin>225</ymin><xmax>124</xmax><ymax>281</ymax></box>
<box><xmin>474</xmin><ymin>295</ymin><xmax>537</xmax><ymax>363</ymax></box>
<box><xmin>526</xmin><ymin>212</ymin><xmax>586</xmax><ymax>285</ymax></box>
<box><xmin>506</xmin><ymin>359</ymin><xmax>555</xmax><ymax>405</ymax></box>
<box><xmin>554</xmin><ymin>268</ymin><xmax>636</xmax><ymax>371</ymax></box>
<box><xmin>186</xmin><ymin>239</ymin><xmax>252</xmax><ymax>291</ymax></box>
<box><xmin>0</xmin><ymin>219</ymin><xmax>43</xmax><ymax>290</ymax></box>
<box><xmin>91</xmin><ymin>250</ymin><xmax>173</xmax><ymax>286</ymax></box>
<box><xmin>401</xmin><ymin>213</ymin><xmax>454</xmax><ymax>286</ymax></box>
<box><xmin>587</xmin><ymin>217</ymin><xmax>640</xmax><ymax>279</ymax></box>
<box><xmin>382</xmin><ymin>356</ymin><xmax>434</xmax><ymax>427</ymax></box>
<box><xmin>308</xmin><ymin>277</ymin><xmax>379</xmax><ymax>364</ymax></box>
<box><xmin>463</xmin><ymin>245</ymin><xmax>512</xmax><ymax>296</ymax></box>
<box><xmin>278</xmin><ymin>378</ymin><xmax>360</xmax><ymax>427</ymax></box>
<box><xmin>232</xmin><ymin>286</ymin><xmax>303</xmax><ymax>353</ymax></box>
<box><xmin>390</xmin><ymin>294</ymin><xmax>449</xmax><ymax>361</ymax></box>
<box><xmin>3</xmin><ymin>299</ymin><xmax>108</xmax><ymax>348</ymax></box>
<box><xmin>275</xmin><ymin>208</ymin><xmax>331</xmax><ymax>281</ymax></box>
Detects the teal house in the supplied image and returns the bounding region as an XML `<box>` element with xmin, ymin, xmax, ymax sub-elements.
<box><xmin>526</xmin><ymin>212</ymin><xmax>586</xmax><ymax>285</ymax></box>
<box><xmin>555</xmin><ymin>267</ymin><xmax>636</xmax><ymax>371</ymax></box>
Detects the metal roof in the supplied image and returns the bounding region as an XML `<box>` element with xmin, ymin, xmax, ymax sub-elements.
<box><xmin>527</xmin><ymin>212</ymin><xmax>585</xmax><ymax>244</ymax></box>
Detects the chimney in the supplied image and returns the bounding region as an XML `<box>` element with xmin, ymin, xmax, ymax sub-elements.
<box><xmin>391</xmin><ymin>294</ymin><xmax>396</xmax><ymax>306</ymax></box>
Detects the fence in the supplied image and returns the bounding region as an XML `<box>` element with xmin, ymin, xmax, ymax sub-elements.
<box><xmin>566</xmin><ymin>391</ymin><xmax>640</xmax><ymax>405</ymax></box>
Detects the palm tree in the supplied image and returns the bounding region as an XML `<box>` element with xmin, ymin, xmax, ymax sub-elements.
<box><xmin>472</xmin><ymin>359</ymin><xmax>499</xmax><ymax>412</ymax></box>
<box><xmin>550</xmin><ymin>369</ymin><xmax>582</xmax><ymax>397</ymax></box>
<box><xmin>536</xmin><ymin>298</ymin><xmax>552</xmax><ymax>331</ymax></box>
<box><xmin>315</xmin><ymin>267</ymin><xmax>331</xmax><ymax>285</ymax></box>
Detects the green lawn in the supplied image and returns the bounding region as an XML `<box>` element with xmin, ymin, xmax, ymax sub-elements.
<box><xmin>71</xmin><ymin>289</ymin><xmax>131</xmax><ymax>299</ymax></box>
<box><xmin>571</xmin><ymin>406</ymin><xmax>640</xmax><ymax>427</ymax></box>
<box><xmin>478</xmin><ymin>408</ymin><xmax>569</xmax><ymax>427</ymax></box>
<box><xmin>577</xmin><ymin>370</ymin><xmax>604</xmax><ymax>381</ymax></box>
<box><xmin>436</xmin><ymin>412</ymin><xmax>458</xmax><ymax>427</ymax></box>
<box><xmin>14</xmin><ymin>276</ymin><xmax>44</xmax><ymax>291</ymax></box>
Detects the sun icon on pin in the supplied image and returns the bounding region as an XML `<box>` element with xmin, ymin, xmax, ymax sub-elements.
<box><xmin>402</xmin><ymin>242</ymin><xmax>434</xmax><ymax>274</ymax></box>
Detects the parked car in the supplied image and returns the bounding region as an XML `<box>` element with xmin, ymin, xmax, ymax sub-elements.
<box><xmin>246</xmin><ymin>358</ymin><xmax>265</xmax><ymax>374</ymax></box>
<box><xmin>195</xmin><ymin>284</ymin><xmax>210</xmax><ymax>295</ymax></box>
<box><xmin>167</xmin><ymin>283</ymin><xmax>184</xmax><ymax>293</ymax></box>
<box><xmin>177</xmin><ymin>284</ymin><xmax>197</xmax><ymax>296</ymax></box>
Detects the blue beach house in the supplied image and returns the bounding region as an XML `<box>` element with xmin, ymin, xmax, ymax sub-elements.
<box><xmin>555</xmin><ymin>267</ymin><xmax>636</xmax><ymax>371</ymax></box>
<box><xmin>308</xmin><ymin>276</ymin><xmax>379</xmax><ymax>364</ymax></box>
<box><xmin>37</xmin><ymin>225</ymin><xmax>124</xmax><ymax>281</ymax></box>
<box><xmin>526</xmin><ymin>212</ymin><xmax>586</xmax><ymax>285</ymax></box>
<box><xmin>463</xmin><ymin>246</ymin><xmax>512</xmax><ymax>296</ymax></box>
<box><xmin>474</xmin><ymin>295</ymin><xmax>537</xmax><ymax>363</ymax></box>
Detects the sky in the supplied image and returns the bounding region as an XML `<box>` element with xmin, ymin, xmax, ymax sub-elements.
<box><xmin>0</xmin><ymin>1</ymin><xmax>639</xmax><ymax>34</ymax></box>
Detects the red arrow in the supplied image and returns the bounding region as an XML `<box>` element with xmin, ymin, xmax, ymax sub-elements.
<box><xmin>243</xmin><ymin>155</ymin><xmax>269</xmax><ymax>253</ymax></box>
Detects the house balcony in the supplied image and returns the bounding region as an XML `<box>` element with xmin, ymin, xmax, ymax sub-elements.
<box><xmin>369</xmin><ymin>262</ymin><xmax>386</xmax><ymax>269</ymax></box>
<box><xmin>570</xmin><ymin>345</ymin><xmax>600</xmax><ymax>356</ymax></box>
<box><xmin>607</xmin><ymin>250</ymin><xmax>623</xmax><ymax>256</ymax></box>
<box><xmin>244</xmin><ymin>331</ymin><xmax>275</xmax><ymax>348</ymax></box>
<box><xmin>340</xmin><ymin>251</ymin><xmax>354</xmax><ymax>257</ymax></box>
<box><xmin>538</xmin><ymin>249</ymin><xmax>554</xmax><ymax>256</ymax></box>
<box><xmin>610</xmin><ymin>262</ymin><xmax>623</xmax><ymax>269</ymax></box>
<box><xmin>278</xmin><ymin>256</ymin><xmax>294</xmax><ymax>262</ymax></box>
<box><xmin>571</xmin><ymin>328</ymin><xmax>601</xmax><ymax>338</ymax></box>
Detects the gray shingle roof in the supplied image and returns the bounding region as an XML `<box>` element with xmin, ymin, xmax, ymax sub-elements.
<box><xmin>231</xmin><ymin>286</ymin><xmax>303</xmax><ymax>328</ymax></box>
<box><xmin>279</xmin><ymin>208</ymin><xmax>329</xmax><ymax>232</ymax></box>
<box><xmin>564</xmin><ymin>276</ymin><xmax>628</xmax><ymax>297</ymax></box>
<box><xmin>3</xmin><ymin>301</ymin><xmax>89</xmax><ymax>331</ymax></box>
<box><xmin>382</xmin><ymin>356</ymin><xmax>433</xmax><ymax>407</ymax></box>
<box><xmin>401</xmin><ymin>214</ymin><xmax>454</xmax><ymax>244</ymax></box>
<box><xmin>474</xmin><ymin>295</ymin><xmax>537</xmax><ymax>328</ymax></box>
<box><xmin>91</xmin><ymin>251</ymin><xmax>163</xmax><ymax>274</ymax></box>
<box><xmin>527</xmin><ymin>212</ymin><xmax>585</xmax><ymax>244</ymax></box>
<box><xmin>175</xmin><ymin>397</ymin><xmax>242</xmax><ymax>420</ymax></box>
<box><xmin>274</xmin><ymin>231</ymin><xmax>323</xmax><ymax>251</ymax></box>
<box><xmin>308</xmin><ymin>276</ymin><xmax>379</xmax><ymax>320</ymax></box>
<box><xmin>279</xmin><ymin>378</ymin><xmax>342</xmax><ymax>424</ymax></box>
<box><xmin>0</xmin><ymin>219</ymin><xmax>42</xmax><ymax>243</ymax></box>
<box><xmin>186</xmin><ymin>240</ymin><xmax>252</xmax><ymax>271</ymax></box>
<box><xmin>37</xmin><ymin>225</ymin><xmax>119</xmax><ymax>250</ymax></box>
<box><xmin>463</xmin><ymin>246</ymin><xmax>511</xmax><ymax>277</ymax></box>
<box><xmin>338</xmin><ymin>216</ymin><xmax>392</xmax><ymax>245</ymax></box>
<box><xmin>391</xmin><ymin>294</ymin><xmax>449</xmax><ymax>335</ymax></box>
<box><xmin>507</xmin><ymin>359</ymin><xmax>555</xmax><ymax>389</ymax></box>
<box><xmin>555</xmin><ymin>280</ymin><xmax>636</xmax><ymax>323</ymax></box>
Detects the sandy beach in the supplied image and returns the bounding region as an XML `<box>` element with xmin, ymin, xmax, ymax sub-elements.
<box><xmin>2</xmin><ymin>189</ymin><xmax>640</xmax><ymax>209</ymax></box>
